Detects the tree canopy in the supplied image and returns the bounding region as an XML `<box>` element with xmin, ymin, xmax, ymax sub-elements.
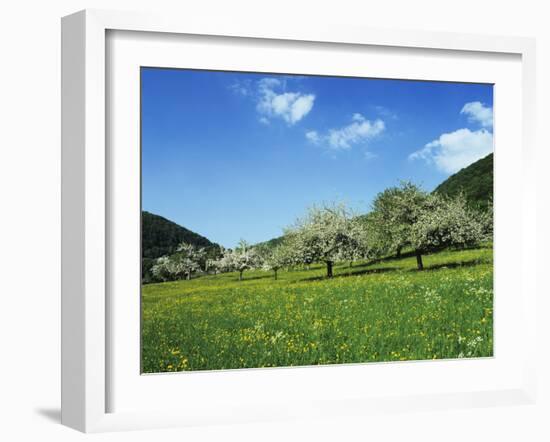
<box><xmin>369</xmin><ymin>182</ymin><xmax>486</xmax><ymax>269</ymax></box>
<box><xmin>285</xmin><ymin>203</ymin><xmax>369</xmax><ymax>278</ymax></box>
<box><xmin>143</xmin><ymin>178</ymin><xmax>491</xmax><ymax>282</ymax></box>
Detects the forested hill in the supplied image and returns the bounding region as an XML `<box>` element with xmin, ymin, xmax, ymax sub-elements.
<box><xmin>142</xmin><ymin>211</ymin><xmax>217</xmax><ymax>259</ymax></box>
<box><xmin>253</xmin><ymin>236</ymin><xmax>286</xmax><ymax>252</ymax></box>
<box><xmin>434</xmin><ymin>153</ymin><xmax>493</xmax><ymax>210</ymax></box>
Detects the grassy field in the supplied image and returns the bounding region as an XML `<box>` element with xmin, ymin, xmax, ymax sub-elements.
<box><xmin>141</xmin><ymin>246</ymin><xmax>493</xmax><ymax>373</ymax></box>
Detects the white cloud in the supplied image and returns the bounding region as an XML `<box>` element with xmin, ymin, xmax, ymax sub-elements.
<box><xmin>460</xmin><ymin>101</ymin><xmax>493</xmax><ymax>128</ymax></box>
<box><xmin>256</xmin><ymin>78</ymin><xmax>315</xmax><ymax>125</ymax></box>
<box><xmin>228</xmin><ymin>79</ymin><xmax>252</xmax><ymax>96</ymax></box>
<box><xmin>230</xmin><ymin>77</ymin><xmax>315</xmax><ymax>125</ymax></box>
<box><xmin>409</xmin><ymin>128</ymin><xmax>493</xmax><ymax>174</ymax></box>
<box><xmin>290</xmin><ymin>95</ymin><xmax>315</xmax><ymax>124</ymax></box>
<box><xmin>258</xmin><ymin>77</ymin><xmax>281</xmax><ymax>90</ymax></box>
<box><xmin>305</xmin><ymin>130</ymin><xmax>320</xmax><ymax>143</ymax></box>
<box><xmin>304</xmin><ymin>114</ymin><xmax>384</xmax><ymax>163</ymax></box>
<box><xmin>308</xmin><ymin>114</ymin><xmax>384</xmax><ymax>150</ymax></box>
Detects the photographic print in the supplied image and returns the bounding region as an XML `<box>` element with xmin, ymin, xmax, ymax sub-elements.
<box><xmin>141</xmin><ymin>68</ymin><xmax>493</xmax><ymax>373</ymax></box>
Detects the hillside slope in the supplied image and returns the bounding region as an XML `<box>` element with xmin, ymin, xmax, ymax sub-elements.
<box><xmin>253</xmin><ymin>236</ymin><xmax>286</xmax><ymax>251</ymax></box>
<box><xmin>142</xmin><ymin>211</ymin><xmax>220</xmax><ymax>283</ymax></box>
<box><xmin>142</xmin><ymin>211</ymin><xmax>217</xmax><ymax>259</ymax></box>
<box><xmin>434</xmin><ymin>153</ymin><xmax>493</xmax><ymax>210</ymax></box>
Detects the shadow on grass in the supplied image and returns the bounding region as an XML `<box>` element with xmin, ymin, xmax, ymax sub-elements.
<box><xmin>415</xmin><ymin>259</ymin><xmax>488</xmax><ymax>272</ymax></box>
<box><xmin>347</xmin><ymin>251</ymin><xmax>417</xmax><ymax>270</ymax></box>
<box><xmin>300</xmin><ymin>267</ymin><xmax>399</xmax><ymax>283</ymax></box>
<box><xmin>354</xmin><ymin>245</ymin><xmax>492</xmax><ymax>270</ymax></box>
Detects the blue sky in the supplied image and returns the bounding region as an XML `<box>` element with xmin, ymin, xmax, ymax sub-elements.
<box><xmin>142</xmin><ymin>68</ymin><xmax>493</xmax><ymax>248</ymax></box>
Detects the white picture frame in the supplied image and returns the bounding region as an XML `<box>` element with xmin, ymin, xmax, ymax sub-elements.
<box><xmin>61</xmin><ymin>9</ymin><xmax>538</xmax><ymax>433</ymax></box>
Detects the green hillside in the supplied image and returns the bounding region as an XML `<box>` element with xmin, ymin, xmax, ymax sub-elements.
<box><xmin>253</xmin><ymin>235</ymin><xmax>286</xmax><ymax>252</ymax></box>
<box><xmin>434</xmin><ymin>153</ymin><xmax>493</xmax><ymax>210</ymax></box>
<box><xmin>142</xmin><ymin>211</ymin><xmax>219</xmax><ymax>282</ymax></box>
<box><xmin>142</xmin><ymin>211</ymin><xmax>216</xmax><ymax>258</ymax></box>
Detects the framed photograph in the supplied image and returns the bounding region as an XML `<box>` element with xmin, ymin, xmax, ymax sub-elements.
<box><xmin>61</xmin><ymin>9</ymin><xmax>538</xmax><ymax>432</ymax></box>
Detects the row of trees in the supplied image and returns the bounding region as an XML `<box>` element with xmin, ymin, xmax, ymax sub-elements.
<box><xmin>149</xmin><ymin>182</ymin><xmax>492</xmax><ymax>282</ymax></box>
<box><xmin>151</xmin><ymin>239</ymin><xmax>265</xmax><ymax>282</ymax></box>
<box><xmin>366</xmin><ymin>182</ymin><xmax>491</xmax><ymax>270</ymax></box>
<box><xmin>150</xmin><ymin>243</ymin><xmax>207</xmax><ymax>281</ymax></box>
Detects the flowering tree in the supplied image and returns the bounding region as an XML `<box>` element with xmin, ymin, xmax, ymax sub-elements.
<box><xmin>409</xmin><ymin>193</ymin><xmax>485</xmax><ymax>269</ymax></box>
<box><xmin>359</xmin><ymin>212</ymin><xmax>388</xmax><ymax>259</ymax></box>
<box><xmin>215</xmin><ymin>249</ymin><xmax>235</xmax><ymax>274</ymax></box>
<box><xmin>150</xmin><ymin>256</ymin><xmax>173</xmax><ymax>282</ymax></box>
<box><xmin>335</xmin><ymin>217</ymin><xmax>373</xmax><ymax>267</ymax></box>
<box><xmin>287</xmin><ymin>202</ymin><xmax>368</xmax><ymax>278</ymax></box>
<box><xmin>150</xmin><ymin>242</ymin><xmax>206</xmax><ymax>281</ymax></box>
<box><xmin>479</xmin><ymin>198</ymin><xmax>493</xmax><ymax>241</ymax></box>
<box><xmin>369</xmin><ymin>181</ymin><xmax>428</xmax><ymax>258</ymax></box>
<box><xmin>261</xmin><ymin>243</ymin><xmax>293</xmax><ymax>280</ymax></box>
<box><xmin>370</xmin><ymin>182</ymin><xmax>485</xmax><ymax>270</ymax></box>
<box><xmin>217</xmin><ymin>240</ymin><xmax>261</xmax><ymax>281</ymax></box>
<box><xmin>206</xmin><ymin>258</ymin><xmax>221</xmax><ymax>274</ymax></box>
<box><xmin>282</xmin><ymin>230</ymin><xmax>317</xmax><ymax>270</ymax></box>
<box><xmin>173</xmin><ymin>242</ymin><xmax>206</xmax><ymax>280</ymax></box>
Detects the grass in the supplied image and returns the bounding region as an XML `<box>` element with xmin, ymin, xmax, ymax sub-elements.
<box><xmin>141</xmin><ymin>246</ymin><xmax>493</xmax><ymax>373</ymax></box>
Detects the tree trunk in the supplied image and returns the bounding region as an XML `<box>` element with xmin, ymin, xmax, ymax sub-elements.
<box><xmin>326</xmin><ymin>261</ymin><xmax>334</xmax><ymax>278</ymax></box>
<box><xmin>274</xmin><ymin>269</ymin><xmax>278</xmax><ymax>280</ymax></box>
<box><xmin>415</xmin><ymin>251</ymin><xmax>424</xmax><ymax>270</ymax></box>
<box><xmin>349</xmin><ymin>261</ymin><xmax>353</xmax><ymax>268</ymax></box>
<box><xmin>186</xmin><ymin>272</ymin><xmax>191</xmax><ymax>280</ymax></box>
<box><xmin>239</xmin><ymin>270</ymin><xmax>243</xmax><ymax>281</ymax></box>
<box><xmin>396</xmin><ymin>246</ymin><xmax>402</xmax><ymax>258</ymax></box>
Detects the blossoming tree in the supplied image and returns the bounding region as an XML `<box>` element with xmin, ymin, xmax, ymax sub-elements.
<box><xmin>150</xmin><ymin>242</ymin><xmax>206</xmax><ymax>281</ymax></box>
<box><xmin>286</xmin><ymin>202</ymin><xmax>369</xmax><ymax>278</ymax></box>
<box><xmin>369</xmin><ymin>181</ymin><xmax>428</xmax><ymax>259</ymax></box>
<box><xmin>369</xmin><ymin>182</ymin><xmax>485</xmax><ymax>270</ymax></box>
<box><xmin>261</xmin><ymin>242</ymin><xmax>294</xmax><ymax>280</ymax></box>
<box><xmin>409</xmin><ymin>193</ymin><xmax>485</xmax><ymax>269</ymax></box>
<box><xmin>150</xmin><ymin>256</ymin><xmax>172</xmax><ymax>282</ymax></box>
<box><xmin>174</xmin><ymin>242</ymin><xmax>206</xmax><ymax>280</ymax></box>
<box><xmin>217</xmin><ymin>239</ymin><xmax>262</xmax><ymax>281</ymax></box>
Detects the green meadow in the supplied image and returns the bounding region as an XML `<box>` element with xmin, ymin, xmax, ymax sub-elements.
<box><xmin>141</xmin><ymin>246</ymin><xmax>493</xmax><ymax>373</ymax></box>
